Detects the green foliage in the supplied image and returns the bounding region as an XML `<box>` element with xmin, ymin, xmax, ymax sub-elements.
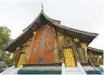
<box><xmin>0</xmin><ymin>26</ymin><xmax>11</xmax><ymax>51</ymax></box>
<box><xmin>0</xmin><ymin>26</ymin><xmax>12</xmax><ymax>65</ymax></box>
<box><xmin>4</xmin><ymin>56</ymin><xmax>12</xmax><ymax>65</ymax></box>
<box><xmin>0</xmin><ymin>26</ymin><xmax>12</xmax><ymax>71</ymax></box>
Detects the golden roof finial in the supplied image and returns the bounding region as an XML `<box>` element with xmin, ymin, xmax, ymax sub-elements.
<box><xmin>41</xmin><ymin>2</ymin><xmax>44</xmax><ymax>11</ymax></box>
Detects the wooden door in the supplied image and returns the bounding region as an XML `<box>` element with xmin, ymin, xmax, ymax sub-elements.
<box><xmin>64</xmin><ymin>48</ymin><xmax>76</xmax><ymax>67</ymax></box>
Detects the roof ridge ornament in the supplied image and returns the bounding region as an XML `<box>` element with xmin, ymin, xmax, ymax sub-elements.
<box><xmin>41</xmin><ymin>2</ymin><xmax>44</xmax><ymax>12</ymax></box>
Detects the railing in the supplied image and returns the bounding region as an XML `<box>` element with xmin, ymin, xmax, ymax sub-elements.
<box><xmin>62</xmin><ymin>63</ymin><xmax>65</xmax><ymax>75</ymax></box>
<box><xmin>0</xmin><ymin>66</ymin><xmax>15</xmax><ymax>74</ymax></box>
<box><xmin>77</xmin><ymin>62</ymin><xmax>87</xmax><ymax>75</ymax></box>
<box><xmin>90</xmin><ymin>62</ymin><xmax>103</xmax><ymax>74</ymax></box>
<box><xmin>0</xmin><ymin>65</ymin><xmax>23</xmax><ymax>75</ymax></box>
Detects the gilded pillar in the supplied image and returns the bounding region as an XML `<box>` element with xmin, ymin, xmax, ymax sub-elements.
<box><xmin>81</xmin><ymin>43</ymin><xmax>88</xmax><ymax>60</ymax></box>
<box><xmin>52</xmin><ymin>28</ymin><xmax>60</xmax><ymax>63</ymax></box>
<box><xmin>13</xmin><ymin>47</ymin><xmax>21</xmax><ymax>67</ymax></box>
<box><xmin>57</xmin><ymin>32</ymin><xmax>64</xmax><ymax>62</ymax></box>
<box><xmin>97</xmin><ymin>56</ymin><xmax>100</xmax><ymax>64</ymax></box>
<box><xmin>24</xmin><ymin>40</ymin><xmax>31</xmax><ymax>64</ymax></box>
<box><xmin>72</xmin><ymin>42</ymin><xmax>80</xmax><ymax>63</ymax></box>
<box><xmin>74</xmin><ymin>38</ymin><xmax>88</xmax><ymax>63</ymax></box>
<box><xmin>27</xmin><ymin>31</ymin><xmax>36</xmax><ymax>64</ymax></box>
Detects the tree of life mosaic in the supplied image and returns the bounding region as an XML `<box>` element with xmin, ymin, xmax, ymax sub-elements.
<box><xmin>28</xmin><ymin>25</ymin><xmax>55</xmax><ymax>64</ymax></box>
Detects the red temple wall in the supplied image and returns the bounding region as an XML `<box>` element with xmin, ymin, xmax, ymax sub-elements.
<box><xmin>27</xmin><ymin>25</ymin><xmax>55</xmax><ymax>64</ymax></box>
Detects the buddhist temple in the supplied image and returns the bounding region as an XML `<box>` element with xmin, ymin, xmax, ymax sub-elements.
<box><xmin>2</xmin><ymin>7</ymin><xmax>103</xmax><ymax>75</ymax></box>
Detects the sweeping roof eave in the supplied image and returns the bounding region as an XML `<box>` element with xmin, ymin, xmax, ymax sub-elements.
<box><xmin>4</xmin><ymin>10</ymin><xmax>99</xmax><ymax>52</ymax></box>
<box><xmin>88</xmin><ymin>47</ymin><xmax>103</xmax><ymax>53</ymax></box>
<box><xmin>53</xmin><ymin>23</ymin><xmax>98</xmax><ymax>37</ymax></box>
<box><xmin>52</xmin><ymin>23</ymin><xmax>98</xmax><ymax>44</ymax></box>
<box><xmin>23</xmin><ymin>10</ymin><xmax>60</xmax><ymax>31</ymax></box>
<box><xmin>4</xmin><ymin>10</ymin><xmax>61</xmax><ymax>52</ymax></box>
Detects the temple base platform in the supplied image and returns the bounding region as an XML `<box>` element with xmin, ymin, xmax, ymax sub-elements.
<box><xmin>18</xmin><ymin>63</ymin><xmax>62</xmax><ymax>74</ymax></box>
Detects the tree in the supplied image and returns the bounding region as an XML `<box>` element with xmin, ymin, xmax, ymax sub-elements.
<box><xmin>0</xmin><ymin>26</ymin><xmax>12</xmax><ymax>72</ymax></box>
<box><xmin>4</xmin><ymin>55</ymin><xmax>12</xmax><ymax>65</ymax></box>
<box><xmin>0</xmin><ymin>26</ymin><xmax>11</xmax><ymax>56</ymax></box>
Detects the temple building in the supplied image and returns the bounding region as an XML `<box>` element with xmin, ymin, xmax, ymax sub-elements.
<box><xmin>4</xmin><ymin>8</ymin><xmax>103</xmax><ymax>75</ymax></box>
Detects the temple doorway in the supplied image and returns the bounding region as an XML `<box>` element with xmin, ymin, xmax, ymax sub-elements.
<box><xmin>64</xmin><ymin>48</ymin><xmax>76</xmax><ymax>67</ymax></box>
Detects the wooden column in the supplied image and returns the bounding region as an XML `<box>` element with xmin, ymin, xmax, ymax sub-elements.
<box><xmin>17</xmin><ymin>52</ymin><xmax>25</xmax><ymax>68</ymax></box>
<box><xmin>74</xmin><ymin>38</ymin><xmax>88</xmax><ymax>64</ymax></box>
<box><xmin>57</xmin><ymin>32</ymin><xmax>64</xmax><ymax>63</ymax></box>
<box><xmin>24</xmin><ymin>40</ymin><xmax>32</xmax><ymax>64</ymax></box>
<box><xmin>27</xmin><ymin>31</ymin><xmax>36</xmax><ymax>64</ymax></box>
<box><xmin>81</xmin><ymin>43</ymin><xmax>88</xmax><ymax>60</ymax></box>
<box><xmin>72</xmin><ymin>42</ymin><xmax>81</xmax><ymax>63</ymax></box>
<box><xmin>12</xmin><ymin>47</ymin><xmax>21</xmax><ymax>67</ymax></box>
<box><xmin>52</xmin><ymin>28</ymin><xmax>60</xmax><ymax>63</ymax></box>
<box><xmin>97</xmin><ymin>56</ymin><xmax>100</xmax><ymax>64</ymax></box>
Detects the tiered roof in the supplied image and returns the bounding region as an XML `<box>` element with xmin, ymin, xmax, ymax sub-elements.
<box><xmin>88</xmin><ymin>47</ymin><xmax>103</xmax><ymax>54</ymax></box>
<box><xmin>5</xmin><ymin>9</ymin><xmax>99</xmax><ymax>52</ymax></box>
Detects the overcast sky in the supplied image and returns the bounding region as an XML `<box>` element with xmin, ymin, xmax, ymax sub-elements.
<box><xmin>0</xmin><ymin>0</ymin><xmax>104</xmax><ymax>49</ymax></box>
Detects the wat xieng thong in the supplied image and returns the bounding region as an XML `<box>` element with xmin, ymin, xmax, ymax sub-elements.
<box><xmin>4</xmin><ymin>7</ymin><xmax>103</xmax><ymax>75</ymax></box>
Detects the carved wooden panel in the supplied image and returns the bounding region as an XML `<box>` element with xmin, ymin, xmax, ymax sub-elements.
<box><xmin>60</xmin><ymin>36</ymin><xmax>73</xmax><ymax>48</ymax></box>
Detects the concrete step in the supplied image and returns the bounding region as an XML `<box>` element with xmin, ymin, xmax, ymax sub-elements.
<box><xmin>62</xmin><ymin>62</ymin><xmax>87</xmax><ymax>75</ymax></box>
<box><xmin>64</xmin><ymin>67</ymin><xmax>83</xmax><ymax>75</ymax></box>
<box><xmin>65</xmin><ymin>67</ymin><xmax>80</xmax><ymax>72</ymax></box>
<box><xmin>65</xmin><ymin>72</ymin><xmax>82</xmax><ymax>74</ymax></box>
